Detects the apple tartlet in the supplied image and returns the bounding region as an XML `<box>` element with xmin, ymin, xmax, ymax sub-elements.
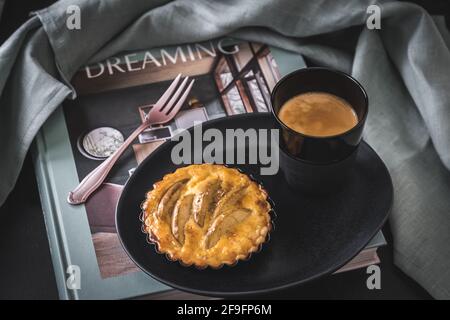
<box><xmin>142</xmin><ymin>164</ymin><xmax>272</xmax><ymax>268</ymax></box>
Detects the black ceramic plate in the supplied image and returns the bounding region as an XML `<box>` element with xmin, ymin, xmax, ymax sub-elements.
<box><xmin>116</xmin><ymin>113</ymin><xmax>393</xmax><ymax>297</ymax></box>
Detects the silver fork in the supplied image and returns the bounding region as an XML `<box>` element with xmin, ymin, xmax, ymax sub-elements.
<box><xmin>67</xmin><ymin>74</ymin><xmax>195</xmax><ymax>205</ymax></box>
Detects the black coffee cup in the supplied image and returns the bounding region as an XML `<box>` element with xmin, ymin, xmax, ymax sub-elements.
<box><xmin>271</xmin><ymin>67</ymin><xmax>368</xmax><ymax>194</ymax></box>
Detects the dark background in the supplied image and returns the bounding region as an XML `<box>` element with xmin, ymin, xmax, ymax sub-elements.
<box><xmin>0</xmin><ymin>0</ymin><xmax>448</xmax><ymax>300</ymax></box>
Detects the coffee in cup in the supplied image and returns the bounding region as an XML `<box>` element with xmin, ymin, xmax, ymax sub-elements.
<box><xmin>278</xmin><ymin>92</ymin><xmax>358</xmax><ymax>137</ymax></box>
<box><xmin>270</xmin><ymin>67</ymin><xmax>369</xmax><ymax>194</ymax></box>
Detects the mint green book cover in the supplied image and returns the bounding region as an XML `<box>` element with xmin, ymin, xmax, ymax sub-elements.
<box><xmin>33</xmin><ymin>39</ymin><xmax>385</xmax><ymax>300</ymax></box>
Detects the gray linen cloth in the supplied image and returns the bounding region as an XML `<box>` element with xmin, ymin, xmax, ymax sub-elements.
<box><xmin>0</xmin><ymin>0</ymin><xmax>449</xmax><ymax>299</ymax></box>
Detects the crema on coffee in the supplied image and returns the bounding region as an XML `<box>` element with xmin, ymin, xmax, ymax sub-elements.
<box><xmin>278</xmin><ymin>92</ymin><xmax>358</xmax><ymax>137</ymax></box>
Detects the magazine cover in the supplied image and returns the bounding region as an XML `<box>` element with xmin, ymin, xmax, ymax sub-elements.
<box><xmin>64</xmin><ymin>40</ymin><xmax>284</xmax><ymax>279</ymax></box>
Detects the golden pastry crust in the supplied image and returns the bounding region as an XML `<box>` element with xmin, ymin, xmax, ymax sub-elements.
<box><xmin>142</xmin><ymin>164</ymin><xmax>272</xmax><ymax>268</ymax></box>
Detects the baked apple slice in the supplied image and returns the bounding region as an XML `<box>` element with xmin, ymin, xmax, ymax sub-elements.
<box><xmin>212</xmin><ymin>185</ymin><xmax>247</xmax><ymax>218</ymax></box>
<box><xmin>192</xmin><ymin>177</ymin><xmax>222</xmax><ymax>227</ymax></box>
<box><xmin>157</xmin><ymin>179</ymin><xmax>188</xmax><ymax>219</ymax></box>
<box><xmin>171</xmin><ymin>194</ymin><xmax>195</xmax><ymax>244</ymax></box>
<box><xmin>205</xmin><ymin>208</ymin><xmax>251</xmax><ymax>249</ymax></box>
